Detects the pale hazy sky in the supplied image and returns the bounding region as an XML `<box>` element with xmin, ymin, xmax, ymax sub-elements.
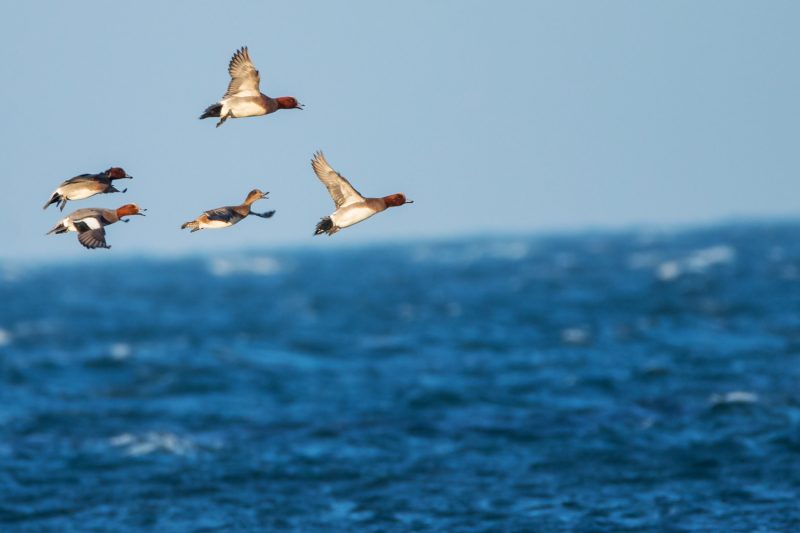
<box><xmin>0</xmin><ymin>1</ymin><xmax>798</xmax><ymax>259</ymax></box>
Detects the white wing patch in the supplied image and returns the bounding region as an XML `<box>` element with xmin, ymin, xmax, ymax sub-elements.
<box><xmin>74</xmin><ymin>216</ymin><xmax>102</xmax><ymax>230</ymax></box>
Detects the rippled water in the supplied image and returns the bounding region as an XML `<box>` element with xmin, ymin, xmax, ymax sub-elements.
<box><xmin>1</xmin><ymin>223</ymin><xmax>799</xmax><ymax>531</ymax></box>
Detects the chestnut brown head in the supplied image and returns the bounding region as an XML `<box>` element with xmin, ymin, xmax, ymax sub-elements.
<box><xmin>382</xmin><ymin>193</ymin><xmax>413</xmax><ymax>208</ymax></box>
<box><xmin>107</xmin><ymin>167</ymin><xmax>132</xmax><ymax>180</ymax></box>
<box><xmin>275</xmin><ymin>97</ymin><xmax>304</xmax><ymax>110</ymax></box>
<box><xmin>116</xmin><ymin>204</ymin><xmax>146</xmax><ymax>217</ymax></box>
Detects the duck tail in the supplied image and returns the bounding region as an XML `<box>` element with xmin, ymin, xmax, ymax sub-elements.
<box><xmin>181</xmin><ymin>220</ymin><xmax>200</xmax><ymax>232</ymax></box>
<box><xmin>200</xmin><ymin>103</ymin><xmax>222</xmax><ymax>119</ymax></box>
<box><xmin>47</xmin><ymin>220</ymin><xmax>68</xmax><ymax>235</ymax></box>
<box><xmin>314</xmin><ymin>217</ymin><xmax>335</xmax><ymax>236</ymax></box>
<box><xmin>43</xmin><ymin>192</ymin><xmax>62</xmax><ymax>210</ymax></box>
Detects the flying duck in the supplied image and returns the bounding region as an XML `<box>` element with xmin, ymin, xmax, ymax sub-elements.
<box><xmin>47</xmin><ymin>204</ymin><xmax>146</xmax><ymax>249</ymax></box>
<box><xmin>311</xmin><ymin>151</ymin><xmax>412</xmax><ymax>236</ymax></box>
<box><xmin>43</xmin><ymin>167</ymin><xmax>132</xmax><ymax>211</ymax></box>
<box><xmin>200</xmin><ymin>47</ymin><xmax>303</xmax><ymax>128</ymax></box>
<box><xmin>181</xmin><ymin>189</ymin><xmax>275</xmax><ymax>232</ymax></box>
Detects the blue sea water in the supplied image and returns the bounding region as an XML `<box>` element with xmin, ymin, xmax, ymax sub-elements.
<box><xmin>1</xmin><ymin>222</ymin><xmax>799</xmax><ymax>531</ymax></box>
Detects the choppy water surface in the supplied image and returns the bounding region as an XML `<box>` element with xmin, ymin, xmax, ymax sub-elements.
<box><xmin>1</xmin><ymin>223</ymin><xmax>799</xmax><ymax>531</ymax></box>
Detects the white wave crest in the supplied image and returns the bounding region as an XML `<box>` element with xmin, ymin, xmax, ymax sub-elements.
<box><xmin>110</xmin><ymin>432</ymin><xmax>197</xmax><ymax>456</ymax></box>
<box><xmin>413</xmin><ymin>241</ymin><xmax>530</xmax><ymax>264</ymax></box>
<box><xmin>709</xmin><ymin>391</ymin><xmax>759</xmax><ymax>406</ymax></box>
<box><xmin>209</xmin><ymin>256</ymin><xmax>281</xmax><ymax>277</ymax></box>
<box><xmin>110</xmin><ymin>342</ymin><xmax>132</xmax><ymax>360</ymax></box>
<box><xmin>656</xmin><ymin>245</ymin><xmax>736</xmax><ymax>281</ymax></box>
<box><xmin>561</xmin><ymin>327</ymin><xmax>590</xmax><ymax>345</ymax></box>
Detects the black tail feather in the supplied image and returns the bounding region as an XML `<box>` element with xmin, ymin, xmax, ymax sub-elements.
<box><xmin>43</xmin><ymin>193</ymin><xmax>61</xmax><ymax>210</ymax></box>
<box><xmin>314</xmin><ymin>217</ymin><xmax>334</xmax><ymax>236</ymax></box>
<box><xmin>47</xmin><ymin>222</ymin><xmax>68</xmax><ymax>235</ymax></box>
<box><xmin>181</xmin><ymin>220</ymin><xmax>200</xmax><ymax>232</ymax></box>
<box><xmin>200</xmin><ymin>103</ymin><xmax>222</xmax><ymax>119</ymax></box>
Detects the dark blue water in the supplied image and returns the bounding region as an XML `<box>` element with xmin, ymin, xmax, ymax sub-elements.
<box><xmin>1</xmin><ymin>223</ymin><xmax>799</xmax><ymax>531</ymax></box>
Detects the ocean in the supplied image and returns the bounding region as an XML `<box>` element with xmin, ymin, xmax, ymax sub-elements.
<box><xmin>1</xmin><ymin>222</ymin><xmax>798</xmax><ymax>531</ymax></box>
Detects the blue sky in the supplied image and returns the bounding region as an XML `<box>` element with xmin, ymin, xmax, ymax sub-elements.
<box><xmin>0</xmin><ymin>1</ymin><xmax>797</xmax><ymax>259</ymax></box>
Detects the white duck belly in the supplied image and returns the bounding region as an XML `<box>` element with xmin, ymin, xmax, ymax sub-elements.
<box><xmin>223</xmin><ymin>97</ymin><xmax>266</xmax><ymax>118</ymax></box>
<box><xmin>200</xmin><ymin>219</ymin><xmax>234</xmax><ymax>229</ymax></box>
<box><xmin>60</xmin><ymin>187</ymin><xmax>98</xmax><ymax>201</ymax></box>
<box><xmin>331</xmin><ymin>205</ymin><xmax>377</xmax><ymax>228</ymax></box>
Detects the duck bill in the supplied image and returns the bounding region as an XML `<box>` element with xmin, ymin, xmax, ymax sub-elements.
<box><xmin>137</xmin><ymin>209</ymin><xmax>147</xmax><ymax>216</ymax></box>
<box><xmin>261</xmin><ymin>192</ymin><xmax>270</xmax><ymax>199</ymax></box>
<box><xmin>405</xmin><ymin>199</ymin><xmax>414</xmax><ymax>204</ymax></box>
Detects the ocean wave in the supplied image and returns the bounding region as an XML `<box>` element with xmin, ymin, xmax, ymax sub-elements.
<box><xmin>208</xmin><ymin>256</ymin><xmax>281</xmax><ymax>277</ymax></box>
<box><xmin>109</xmin><ymin>432</ymin><xmax>201</xmax><ymax>457</ymax></box>
<box><xmin>109</xmin><ymin>342</ymin><xmax>132</xmax><ymax>360</ymax></box>
<box><xmin>0</xmin><ymin>264</ymin><xmax>27</xmax><ymax>283</ymax></box>
<box><xmin>709</xmin><ymin>391</ymin><xmax>759</xmax><ymax>406</ymax></box>
<box><xmin>560</xmin><ymin>327</ymin><xmax>590</xmax><ymax>345</ymax></box>
<box><xmin>656</xmin><ymin>244</ymin><xmax>736</xmax><ymax>281</ymax></box>
<box><xmin>0</xmin><ymin>328</ymin><xmax>11</xmax><ymax>347</ymax></box>
<box><xmin>412</xmin><ymin>241</ymin><xmax>530</xmax><ymax>265</ymax></box>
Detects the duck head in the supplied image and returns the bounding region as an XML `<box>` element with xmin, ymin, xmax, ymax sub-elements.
<box><xmin>116</xmin><ymin>204</ymin><xmax>146</xmax><ymax>220</ymax></box>
<box><xmin>383</xmin><ymin>193</ymin><xmax>414</xmax><ymax>208</ymax></box>
<box><xmin>276</xmin><ymin>97</ymin><xmax>304</xmax><ymax>110</ymax></box>
<box><xmin>244</xmin><ymin>189</ymin><xmax>269</xmax><ymax>205</ymax></box>
<box><xmin>107</xmin><ymin>167</ymin><xmax>133</xmax><ymax>180</ymax></box>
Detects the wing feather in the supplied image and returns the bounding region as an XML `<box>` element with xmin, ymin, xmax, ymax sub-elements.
<box><xmin>72</xmin><ymin>214</ymin><xmax>103</xmax><ymax>230</ymax></box>
<box><xmin>311</xmin><ymin>152</ymin><xmax>364</xmax><ymax>209</ymax></box>
<box><xmin>76</xmin><ymin>227</ymin><xmax>109</xmax><ymax>249</ymax></box>
<box><xmin>62</xmin><ymin>173</ymin><xmax>100</xmax><ymax>185</ymax></box>
<box><xmin>223</xmin><ymin>47</ymin><xmax>261</xmax><ymax>99</ymax></box>
<box><xmin>204</xmin><ymin>207</ymin><xmax>237</xmax><ymax>222</ymax></box>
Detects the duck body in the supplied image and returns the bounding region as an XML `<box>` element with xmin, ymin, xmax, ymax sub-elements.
<box><xmin>47</xmin><ymin>204</ymin><xmax>145</xmax><ymax>249</ymax></box>
<box><xmin>43</xmin><ymin>167</ymin><xmax>132</xmax><ymax>211</ymax></box>
<box><xmin>220</xmin><ymin>94</ymin><xmax>279</xmax><ymax>119</ymax></box>
<box><xmin>310</xmin><ymin>152</ymin><xmax>412</xmax><ymax>236</ymax></box>
<box><xmin>181</xmin><ymin>189</ymin><xmax>275</xmax><ymax>232</ymax></box>
<box><xmin>182</xmin><ymin>205</ymin><xmax>248</xmax><ymax>232</ymax></box>
<box><xmin>200</xmin><ymin>47</ymin><xmax>302</xmax><ymax>128</ymax></box>
<box><xmin>326</xmin><ymin>199</ymin><xmax>386</xmax><ymax>232</ymax></box>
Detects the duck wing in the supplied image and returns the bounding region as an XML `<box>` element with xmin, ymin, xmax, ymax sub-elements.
<box><xmin>76</xmin><ymin>228</ymin><xmax>109</xmax><ymax>249</ymax></box>
<box><xmin>223</xmin><ymin>47</ymin><xmax>261</xmax><ymax>99</ymax></box>
<box><xmin>61</xmin><ymin>173</ymin><xmax>105</xmax><ymax>186</ymax></box>
<box><xmin>69</xmin><ymin>208</ymin><xmax>108</xmax><ymax>221</ymax></box>
<box><xmin>205</xmin><ymin>206</ymin><xmax>241</xmax><ymax>223</ymax></box>
<box><xmin>311</xmin><ymin>151</ymin><xmax>365</xmax><ymax>209</ymax></box>
<box><xmin>73</xmin><ymin>218</ymin><xmax>109</xmax><ymax>249</ymax></box>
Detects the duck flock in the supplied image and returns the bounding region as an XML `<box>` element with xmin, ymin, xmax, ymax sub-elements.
<box><xmin>44</xmin><ymin>46</ymin><xmax>413</xmax><ymax>250</ymax></box>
